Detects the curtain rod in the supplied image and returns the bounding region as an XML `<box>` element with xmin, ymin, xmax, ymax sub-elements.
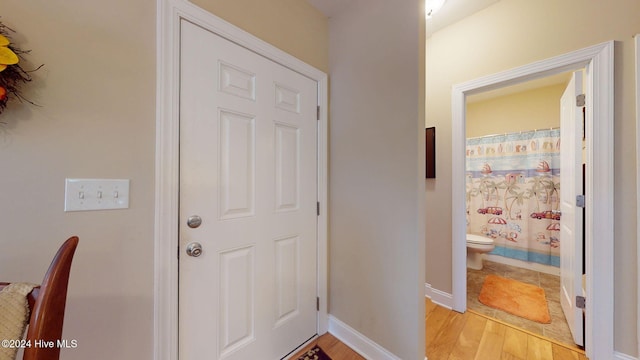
<box><xmin>466</xmin><ymin>127</ymin><xmax>559</xmax><ymax>140</ymax></box>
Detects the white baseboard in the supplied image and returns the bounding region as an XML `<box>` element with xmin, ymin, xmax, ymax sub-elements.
<box><xmin>328</xmin><ymin>315</ymin><xmax>402</xmax><ymax>360</ymax></box>
<box><xmin>424</xmin><ymin>283</ymin><xmax>453</xmax><ymax>309</ymax></box>
<box><xmin>614</xmin><ymin>351</ymin><xmax>638</xmax><ymax>360</ymax></box>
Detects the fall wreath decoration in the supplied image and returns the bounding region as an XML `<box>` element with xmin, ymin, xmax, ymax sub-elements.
<box><xmin>0</xmin><ymin>21</ymin><xmax>42</xmax><ymax>114</ymax></box>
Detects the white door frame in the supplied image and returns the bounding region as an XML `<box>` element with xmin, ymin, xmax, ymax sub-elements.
<box><xmin>154</xmin><ymin>1</ymin><xmax>329</xmax><ymax>359</ymax></box>
<box><xmin>451</xmin><ymin>41</ymin><xmax>614</xmax><ymax>360</ymax></box>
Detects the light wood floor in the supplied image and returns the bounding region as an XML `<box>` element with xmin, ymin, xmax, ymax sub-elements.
<box><xmin>290</xmin><ymin>332</ymin><xmax>365</xmax><ymax>360</ymax></box>
<box><xmin>291</xmin><ymin>299</ymin><xmax>587</xmax><ymax>360</ymax></box>
<box><xmin>426</xmin><ymin>299</ymin><xmax>586</xmax><ymax>360</ymax></box>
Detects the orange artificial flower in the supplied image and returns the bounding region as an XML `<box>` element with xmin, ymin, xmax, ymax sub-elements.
<box><xmin>0</xmin><ymin>34</ymin><xmax>19</xmax><ymax>72</ymax></box>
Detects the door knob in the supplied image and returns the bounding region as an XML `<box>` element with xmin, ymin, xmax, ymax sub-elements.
<box><xmin>186</xmin><ymin>242</ymin><xmax>203</xmax><ymax>257</ymax></box>
<box><xmin>187</xmin><ymin>215</ymin><xmax>202</xmax><ymax>228</ymax></box>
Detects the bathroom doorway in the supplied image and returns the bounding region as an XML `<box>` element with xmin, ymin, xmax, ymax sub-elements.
<box><xmin>450</xmin><ymin>42</ymin><xmax>615</xmax><ymax>360</ymax></box>
<box><xmin>464</xmin><ymin>72</ymin><xmax>582</xmax><ymax>349</ymax></box>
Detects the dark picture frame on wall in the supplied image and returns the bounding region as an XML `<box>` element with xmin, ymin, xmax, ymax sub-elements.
<box><xmin>426</xmin><ymin>127</ymin><xmax>436</xmax><ymax>178</ymax></box>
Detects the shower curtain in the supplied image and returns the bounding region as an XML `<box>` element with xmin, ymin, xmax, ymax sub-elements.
<box><xmin>466</xmin><ymin>128</ymin><xmax>561</xmax><ymax>267</ymax></box>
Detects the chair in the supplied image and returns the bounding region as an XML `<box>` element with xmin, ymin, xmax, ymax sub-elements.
<box><xmin>0</xmin><ymin>236</ymin><xmax>79</xmax><ymax>360</ymax></box>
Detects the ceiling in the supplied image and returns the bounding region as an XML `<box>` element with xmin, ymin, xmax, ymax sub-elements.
<box><xmin>426</xmin><ymin>0</ymin><xmax>499</xmax><ymax>35</ymax></box>
<box><xmin>305</xmin><ymin>0</ymin><xmax>570</xmax><ymax>100</ymax></box>
<box><xmin>305</xmin><ymin>0</ymin><xmax>500</xmax><ymax>35</ymax></box>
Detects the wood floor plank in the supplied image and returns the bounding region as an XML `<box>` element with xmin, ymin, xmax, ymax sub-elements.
<box><xmin>448</xmin><ymin>312</ymin><xmax>486</xmax><ymax>360</ymax></box>
<box><xmin>527</xmin><ymin>335</ymin><xmax>554</xmax><ymax>360</ymax></box>
<box><xmin>474</xmin><ymin>321</ymin><xmax>507</xmax><ymax>360</ymax></box>
<box><xmin>317</xmin><ymin>333</ymin><xmax>339</xmax><ymax>353</ymax></box>
<box><xmin>501</xmin><ymin>354</ymin><xmax>525</xmax><ymax>360</ymax></box>
<box><xmin>327</xmin><ymin>333</ymin><xmax>363</xmax><ymax>359</ymax></box>
<box><xmin>502</xmin><ymin>327</ymin><xmax>528</xmax><ymax>359</ymax></box>
<box><xmin>319</xmin><ymin>333</ymin><xmax>365</xmax><ymax>360</ymax></box>
<box><xmin>475</xmin><ymin>331</ymin><xmax>505</xmax><ymax>360</ymax></box>
<box><xmin>426</xmin><ymin>305</ymin><xmax>455</xmax><ymax>348</ymax></box>
<box><xmin>551</xmin><ymin>343</ymin><xmax>580</xmax><ymax>360</ymax></box>
<box><xmin>485</xmin><ymin>318</ymin><xmax>507</xmax><ymax>336</ymax></box>
<box><xmin>428</xmin><ymin>311</ymin><xmax>467</xmax><ymax>359</ymax></box>
<box><xmin>426</xmin><ymin>297</ymin><xmax>438</xmax><ymax>318</ymax></box>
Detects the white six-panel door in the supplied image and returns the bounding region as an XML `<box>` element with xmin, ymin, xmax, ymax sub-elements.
<box><xmin>178</xmin><ymin>20</ymin><xmax>318</xmax><ymax>359</ymax></box>
<box><xmin>559</xmin><ymin>71</ymin><xmax>584</xmax><ymax>346</ymax></box>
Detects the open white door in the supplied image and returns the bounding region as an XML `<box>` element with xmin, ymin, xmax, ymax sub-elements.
<box><xmin>559</xmin><ymin>71</ymin><xmax>584</xmax><ymax>346</ymax></box>
<box><xmin>178</xmin><ymin>20</ymin><xmax>319</xmax><ymax>359</ymax></box>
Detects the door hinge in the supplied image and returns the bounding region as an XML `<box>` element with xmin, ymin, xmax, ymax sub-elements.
<box><xmin>576</xmin><ymin>295</ymin><xmax>586</xmax><ymax>309</ymax></box>
<box><xmin>316</xmin><ymin>297</ymin><xmax>320</xmax><ymax>311</ymax></box>
<box><xmin>317</xmin><ymin>201</ymin><xmax>320</xmax><ymax>216</ymax></box>
<box><xmin>576</xmin><ymin>194</ymin><xmax>585</xmax><ymax>208</ymax></box>
<box><xmin>576</xmin><ymin>94</ymin><xmax>586</xmax><ymax>107</ymax></box>
<box><xmin>317</xmin><ymin>106</ymin><xmax>320</xmax><ymax>120</ymax></box>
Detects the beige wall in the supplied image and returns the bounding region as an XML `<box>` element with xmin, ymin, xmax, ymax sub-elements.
<box><xmin>0</xmin><ymin>1</ymin><xmax>327</xmax><ymax>359</ymax></box>
<box><xmin>0</xmin><ymin>1</ymin><xmax>156</xmax><ymax>359</ymax></box>
<box><xmin>328</xmin><ymin>1</ymin><xmax>425</xmax><ymax>358</ymax></box>
<box><xmin>467</xmin><ymin>83</ymin><xmax>565</xmax><ymax>138</ymax></box>
<box><xmin>426</xmin><ymin>0</ymin><xmax>639</xmax><ymax>355</ymax></box>
<box><xmin>191</xmin><ymin>0</ymin><xmax>329</xmax><ymax>72</ymax></box>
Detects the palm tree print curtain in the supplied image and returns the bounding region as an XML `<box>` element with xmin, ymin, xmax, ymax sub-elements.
<box><xmin>466</xmin><ymin>129</ymin><xmax>561</xmax><ymax>267</ymax></box>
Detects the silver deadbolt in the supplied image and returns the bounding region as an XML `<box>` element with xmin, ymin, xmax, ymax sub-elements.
<box><xmin>187</xmin><ymin>215</ymin><xmax>202</xmax><ymax>229</ymax></box>
<box><xmin>186</xmin><ymin>242</ymin><xmax>203</xmax><ymax>257</ymax></box>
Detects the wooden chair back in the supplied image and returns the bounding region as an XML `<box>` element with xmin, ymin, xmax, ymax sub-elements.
<box><xmin>0</xmin><ymin>236</ymin><xmax>79</xmax><ymax>360</ymax></box>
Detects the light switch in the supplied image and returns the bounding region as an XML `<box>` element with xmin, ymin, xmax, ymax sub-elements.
<box><xmin>65</xmin><ymin>179</ymin><xmax>130</xmax><ymax>212</ymax></box>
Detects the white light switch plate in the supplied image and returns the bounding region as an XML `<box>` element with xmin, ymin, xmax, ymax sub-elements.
<box><xmin>65</xmin><ymin>179</ymin><xmax>130</xmax><ymax>212</ymax></box>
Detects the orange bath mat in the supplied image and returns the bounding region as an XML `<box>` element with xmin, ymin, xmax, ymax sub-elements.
<box><xmin>478</xmin><ymin>274</ymin><xmax>551</xmax><ymax>324</ymax></box>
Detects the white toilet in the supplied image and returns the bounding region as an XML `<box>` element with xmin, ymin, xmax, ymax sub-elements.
<box><xmin>466</xmin><ymin>234</ymin><xmax>495</xmax><ymax>270</ymax></box>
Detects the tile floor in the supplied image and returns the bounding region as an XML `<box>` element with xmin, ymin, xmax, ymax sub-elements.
<box><xmin>466</xmin><ymin>260</ymin><xmax>580</xmax><ymax>350</ymax></box>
